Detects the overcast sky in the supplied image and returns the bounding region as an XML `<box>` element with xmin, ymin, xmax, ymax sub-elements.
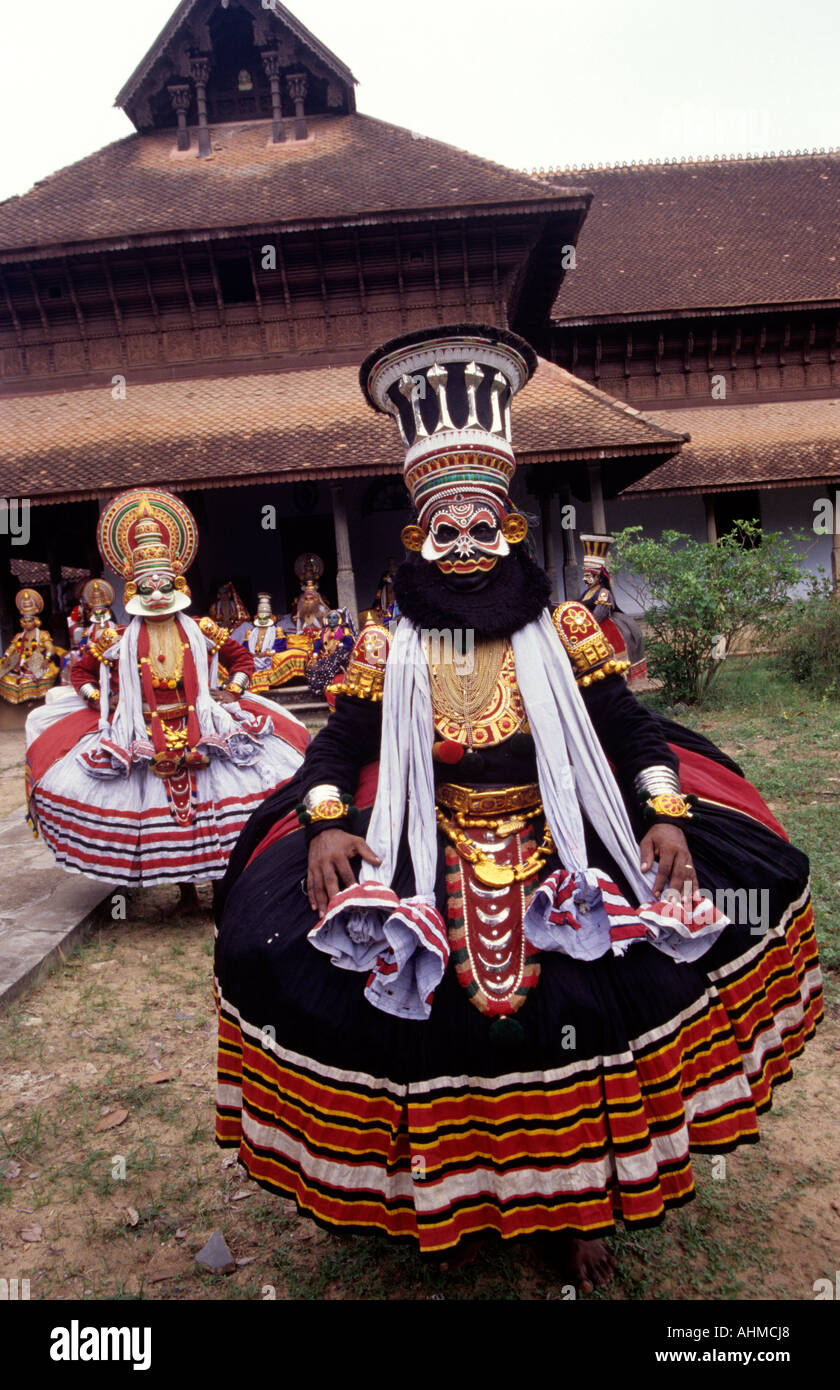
<box><xmin>1</xmin><ymin>0</ymin><xmax>838</xmax><ymax>203</ymax></box>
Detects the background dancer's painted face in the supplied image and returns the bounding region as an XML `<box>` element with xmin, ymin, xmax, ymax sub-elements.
<box><xmin>422</xmin><ymin>499</ymin><xmax>510</xmax><ymax>575</ymax></box>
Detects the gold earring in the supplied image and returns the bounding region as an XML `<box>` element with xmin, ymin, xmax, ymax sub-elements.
<box><xmin>401</xmin><ymin>524</ymin><xmax>427</xmax><ymax>552</ymax></box>
<box><xmin>501</xmin><ymin>513</ymin><xmax>529</xmax><ymax>544</ymax></box>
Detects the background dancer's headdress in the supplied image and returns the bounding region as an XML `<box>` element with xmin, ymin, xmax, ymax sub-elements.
<box><xmin>361</xmin><ymin>323</ymin><xmax>537</xmax><ymax>566</ymax></box>
<box><xmin>15</xmin><ymin>588</ymin><xmax>43</xmax><ymax>622</ymax></box>
<box><xmin>82</xmin><ymin>578</ymin><xmax>115</xmax><ymax>613</ymax></box>
<box><xmin>580</xmin><ymin>534</ymin><xmax>613</xmax><ymax>581</ymax></box>
<box><xmin>97</xmin><ymin>490</ymin><xmax>198</xmax><ymax>617</ymax></box>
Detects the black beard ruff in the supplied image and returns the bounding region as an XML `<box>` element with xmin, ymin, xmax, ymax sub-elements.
<box><xmin>392</xmin><ymin>549</ymin><xmax>553</xmax><ymax>640</ymax></box>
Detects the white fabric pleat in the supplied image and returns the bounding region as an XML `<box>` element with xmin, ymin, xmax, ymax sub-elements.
<box><xmin>360</xmin><ymin>614</ymin><xmax>655</xmax><ymax>906</ymax></box>
<box><xmin>511</xmin><ymin>612</ymin><xmax>654</xmax><ymax>901</ymax></box>
<box><xmin>357</xmin><ymin>619</ymin><xmax>438</xmax><ymax>898</ymax></box>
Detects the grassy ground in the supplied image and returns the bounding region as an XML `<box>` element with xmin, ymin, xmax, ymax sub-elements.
<box><xmin>0</xmin><ymin>661</ymin><xmax>837</xmax><ymax>1301</ymax></box>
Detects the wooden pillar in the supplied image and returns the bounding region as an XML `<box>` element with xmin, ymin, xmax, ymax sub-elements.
<box><xmin>832</xmin><ymin>532</ymin><xmax>840</xmax><ymax>591</ymax></box>
<box><xmin>287</xmin><ymin>72</ymin><xmax>308</xmax><ymax>141</ymax></box>
<box><xmin>46</xmin><ymin>544</ymin><xmax>62</xmax><ymax>640</ymax></box>
<box><xmin>261</xmin><ymin>50</ymin><xmax>285</xmax><ymax>143</ymax></box>
<box><xmin>588</xmin><ymin>460</ymin><xmax>606</xmax><ymax>534</ymax></box>
<box><xmin>559</xmin><ymin>485</ymin><xmax>579</xmax><ymax>600</ymax></box>
<box><xmin>168</xmin><ymin>85</ymin><xmax>191</xmax><ymax>151</ymax></box>
<box><xmin>0</xmin><ymin>539</ymin><xmax>15</xmax><ymax>651</ymax></box>
<box><xmin>704</xmin><ymin>495</ymin><xmax>718</xmax><ymax>544</ymax></box>
<box><xmin>190</xmin><ymin>56</ymin><xmax>212</xmax><ymax>159</ymax></box>
<box><xmin>538</xmin><ymin>489</ymin><xmax>559</xmax><ymax>603</ymax></box>
<box><xmin>330</xmin><ymin>483</ymin><xmax>358</xmax><ymax>624</ymax></box>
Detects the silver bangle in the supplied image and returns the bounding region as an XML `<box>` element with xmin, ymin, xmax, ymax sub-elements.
<box><xmin>228</xmin><ymin>673</ymin><xmax>248</xmax><ymax>692</ymax></box>
<box><xmin>80</xmin><ymin>682</ymin><xmax>98</xmax><ymax>701</ymax></box>
<box><xmin>634</xmin><ymin>765</ymin><xmax>682</xmax><ymax>799</ymax></box>
<box><xmin>303</xmin><ymin>783</ymin><xmax>343</xmax><ymax>814</ymax></box>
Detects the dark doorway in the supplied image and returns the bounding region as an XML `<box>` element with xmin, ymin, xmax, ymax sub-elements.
<box><xmin>713</xmin><ymin>490</ymin><xmax>761</xmax><ymax>545</ymax></box>
<box><xmin>277</xmin><ymin>515</ymin><xmax>338</xmax><ymax>617</ymax></box>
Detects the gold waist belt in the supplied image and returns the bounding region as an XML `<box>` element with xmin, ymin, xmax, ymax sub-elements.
<box><xmin>144</xmin><ymin>701</ymin><xmax>189</xmax><ymax>719</ymax></box>
<box><xmin>435</xmin><ymin>782</ymin><xmax>541</xmax><ymax>818</ymax></box>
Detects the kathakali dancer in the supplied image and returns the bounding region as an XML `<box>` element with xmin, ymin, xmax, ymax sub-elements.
<box><xmin>579</xmin><ymin>533</ymin><xmax>647</xmax><ymax>686</ymax></box>
<box><xmin>25</xmin><ymin>490</ymin><xmax>307</xmax><ymax>904</ymax></box>
<box><xmin>214</xmin><ymin>325</ymin><xmax>821</xmax><ymax>1285</ymax></box>
<box><xmin>59</xmin><ymin>578</ymin><xmax>117</xmax><ymax>688</ymax></box>
<box><xmin>0</xmin><ymin>589</ymin><xmax>65</xmax><ymax>705</ymax></box>
<box><xmin>238</xmin><ymin>593</ymin><xmax>311</xmax><ymax>694</ymax></box>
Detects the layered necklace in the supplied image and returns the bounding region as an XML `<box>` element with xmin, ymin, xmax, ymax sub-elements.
<box><xmin>428</xmin><ymin>636</ymin><xmax>508</xmax><ymax>748</ymax></box>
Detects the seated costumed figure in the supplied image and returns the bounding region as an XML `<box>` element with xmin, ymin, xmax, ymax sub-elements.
<box><xmin>209</xmin><ymin>581</ymin><xmax>250</xmax><ymax>638</ymax></box>
<box><xmin>305</xmin><ymin>608</ymin><xmax>357</xmax><ymax>706</ymax></box>
<box><xmin>25</xmin><ymin>490</ymin><xmax>308</xmax><ymax>906</ymax></box>
<box><xmin>214</xmin><ymin>326</ymin><xmax>822</xmax><ymax>1285</ymax></box>
<box><xmin>372</xmin><ymin>557</ymin><xmax>398</xmax><ymax>622</ymax></box>
<box><xmin>239</xmin><ymin>593</ymin><xmax>310</xmax><ymax>693</ymax></box>
<box><xmin>0</xmin><ymin>589</ymin><xmax>65</xmax><ymax>704</ymax></box>
<box><xmin>580</xmin><ymin>533</ymin><xmax>647</xmax><ymax>685</ymax></box>
<box><xmin>58</xmin><ymin>578</ymin><xmax>116</xmax><ymax>691</ymax></box>
<box><xmin>292</xmin><ymin>553</ymin><xmax>331</xmax><ymax>634</ymax></box>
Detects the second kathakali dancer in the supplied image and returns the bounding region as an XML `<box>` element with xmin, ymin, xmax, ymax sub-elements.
<box><xmin>25</xmin><ymin>489</ymin><xmax>307</xmax><ymax>898</ymax></box>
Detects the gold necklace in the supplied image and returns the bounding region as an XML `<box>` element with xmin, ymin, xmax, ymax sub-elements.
<box><xmin>428</xmin><ymin>637</ymin><xmax>508</xmax><ymax>747</ymax></box>
<box><xmin>436</xmin><ymin>806</ymin><xmax>554</xmax><ymax>887</ymax></box>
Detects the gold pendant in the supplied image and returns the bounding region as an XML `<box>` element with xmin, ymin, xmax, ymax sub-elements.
<box><xmin>473</xmin><ymin>860</ymin><xmax>516</xmax><ymax>888</ymax></box>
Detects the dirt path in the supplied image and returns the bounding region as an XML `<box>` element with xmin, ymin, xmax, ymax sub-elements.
<box><xmin>0</xmin><ymin>892</ymin><xmax>836</xmax><ymax>1302</ymax></box>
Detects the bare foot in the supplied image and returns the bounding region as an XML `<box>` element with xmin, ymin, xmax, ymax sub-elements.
<box><xmin>538</xmin><ymin>1233</ymin><xmax>617</xmax><ymax>1293</ymax></box>
<box><xmin>164</xmin><ymin>883</ymin><xmax>204</xmax><ymax>918</ymax></box>
<box><xmin>437</xmin><ymin>1236</ymin><xmax>485</xmax><ymax>1273</ymax></box>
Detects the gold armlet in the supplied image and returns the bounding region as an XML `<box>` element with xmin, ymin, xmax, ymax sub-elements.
<box><xmin>552</xmin><ymin>602</ymin><xmax>626</xmax><ymax>685</ymax></box>
<box><xmin>329</xmin><ymin>658</ymin><xmax>385</xmax><ymax>702</ymax></box>
<box><xmin>199</xmin><ymin>616</ymin><xmax>230</xmax><ymax>650</ymax></box>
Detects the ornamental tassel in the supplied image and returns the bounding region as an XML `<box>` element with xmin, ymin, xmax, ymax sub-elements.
<box><xmin>181</xmin><ymin>635</ymin><xmax>207</xmax><ymax>766</ymax></box>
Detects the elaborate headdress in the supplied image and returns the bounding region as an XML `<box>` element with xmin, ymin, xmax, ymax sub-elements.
<box><xmin>255</xmin><ymin>592</ymin><xmax>275</xmax><ymax>622</ymax></box>
<box><xmin>97</xmin><ymin>490</ymin><xmax>198</xmax><ymax>617</ymax></box>
<box><xmin>580</xmin><ymin>534</ymin><xmax>614</xmax><ymax>579</ymax></box>
<box><xmin>82</xmin><ymin>578</ymin><xmax>115</xmax><ymax>613</ymax></box>
<box><xmin>15</xmin><ymin>588</ymin><xmax>43</xmax><ymax>622</ymax></box>
<box><xmin>361</xmin><ymin>323</ymin><xmax>537</xmax><ymax>566</ymax></box>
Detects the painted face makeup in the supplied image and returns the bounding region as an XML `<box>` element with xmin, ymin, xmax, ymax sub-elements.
<box><xmin>136</xmin><ymin>571</ymin><xmax>176</xmax><ymax>614</ymax></box>
<box><xmin>421</xmin><ymin>499</ymin><xmax>510</xmax><ymax>574</ymax></box>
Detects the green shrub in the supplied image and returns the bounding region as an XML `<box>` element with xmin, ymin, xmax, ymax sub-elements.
<box><xmin>611</xmin><ymin>522</ymin><xmax>808</xmax><ymax>704</ymax></box>
<box><xmin>778</xmin><ymin>584</ymin><xmax>840</xmax><ymax>689</ymax></box>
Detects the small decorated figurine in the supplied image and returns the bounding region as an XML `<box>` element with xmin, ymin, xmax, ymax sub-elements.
<box><xmin>209</xmin><ymin>582</ymin><xmax>250</xmax><ymax>638</ymax></box>
<box><xmin>371</xmin><ymin>558</ymin><xmax>398</xmax><ymax>622</ymax></box>
<box><xmin>241</xmin><ymin>592</ymin><xmax>311</xmax><ymax>693</ymax></box>
<box><xmin>61</xmin><ymin>578</ymin><xmax>117</xmax><ymax>686</ymax></box>
<box><xmin>305</xmin><ymin>608</ymin><xmax>357</xmax><ymax>705</ymax></box>
<box><xmin>292</xmin><ymin>554</ymin><xmax>331</xmax><ymax>633</ymax></box>
<box><xmin>0</xmin><ymin>589</ymin><xmax>65</xmax><ymax>704</ymax></box>
<box><xmin>579</xmin><ymin>534</ymin><xmax>647</xmax><ymax>685</ymax></box>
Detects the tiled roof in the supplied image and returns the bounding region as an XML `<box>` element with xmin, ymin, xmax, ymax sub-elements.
<box><xmin>0</xmin><ymin>114</ymin><xmax>582</xmax><ymax>258</ymax></box>
<box><xmin>544</xmin><ymin>152</ymin><xmax>840</xmax><ymax>321</ymax></box>
<box><xmin>623</xmin><ymin>398</ymin><xmax>840</xmax><ymax>494</ymax></box>
<box><xmin>0</xmin><ymin>359</ymin><xmax>684</xmax><ymax>505</ymax></box>
<box><xmin>10</xmin><ymin>560</ymin><xmax>89</xmax><ymax>584</ymax></box>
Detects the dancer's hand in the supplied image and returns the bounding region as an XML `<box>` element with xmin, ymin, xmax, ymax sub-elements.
<box><xmin>214</xmin><ymin>688</ymin><xmax>238</xmax><ymax>705</ymax></box>
<box><xmin>307</xmin><ymin>829</ymin><xmax>382</xmax><ymax>916</ymax></box>
<box><xmin>640</xmin><ymin>824</ymin><xmax>699</xmax><ymax>898</ymax></box>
